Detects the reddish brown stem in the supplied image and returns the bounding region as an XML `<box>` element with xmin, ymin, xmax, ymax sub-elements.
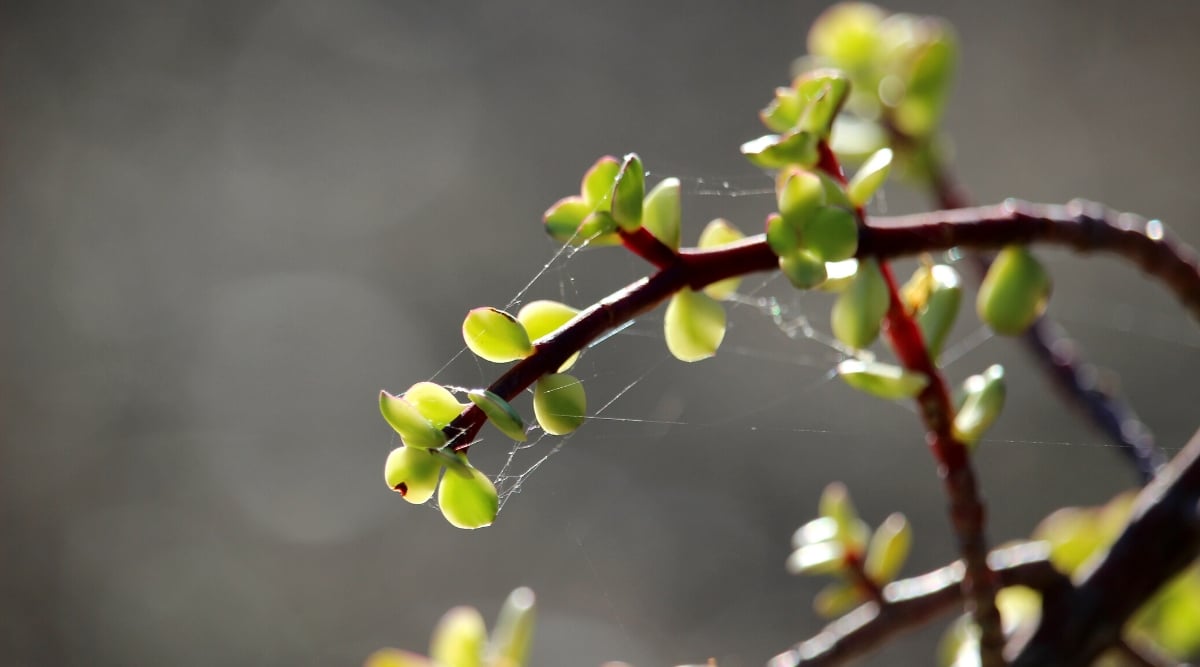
<box><xmin>619</xmin><ymin>226</ymin><xmax>680</xmax><ymax>269</ymax></box>
<box><xmin>842</xmin><ymin>551</ymin><xmax>886</xmax><ymax>606</ymax></box>
<box><xmin>443</xmin><ymin>201</ymin><xmax>1200</xmax><ymax>453</ymax></box>
<box><xmin>817</xmin><ymin>141</ymin><xmax>1004</xmax><ymax>665</ymax></box>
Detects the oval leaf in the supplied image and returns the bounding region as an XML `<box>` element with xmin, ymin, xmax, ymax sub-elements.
<box><xmin>642</xmin><ymin>177</ymin><xmax>682</xmax><ymax>250</ymax></box>
<box><xmin>380</xmin><ymin>390</ymin><xmax>446</xmax><ymax>449</ymax></box>
<box><xmin>802</xmin><ymin>206</ymin><xmax>859</xmax><ymax>262</ymax></box>
<box><xmin>864</xmin><ymin>512</ymin><xmax>912</xmax><ymax>584</ymax></box>
<box><xmin>977</xmin><ymin>245</ymin><xmax>1050</xmax><ymax>336</ymax></box>
<box><xmin>438</xmin><ymin>460</ymin><xmax>499</xmax><ymax>529</ymax></box>
<box><xmin>779</xmin><ymin>249</ymin><xmax>828</xmax><ymax>289</ymax></box>
<box><xmin>462</xmin><ymin>307</ymin><xmax>534</xmax><ymax>363</ymax></box>
<box><xmin>404</xmin><ymin>382</ymin><xmax>466</xmax><ymax>430</ymax></box>
<box><xmin>384</xmin><ymin>446</ymin><xmax>443</xmax><ymax>504</ymax></box>
<box><xmin>952</xmin><ymin>364</ymin><xmax>1006</xmax><ymax>447</ymax></box>
<box><xmin>831</xmin><ymin>258</ymin><xmax>889</xmax><ymax>349</ymax></box>
<box><xmin>664</xmin><ymin>289</ymin><xmax>727</xmax><ymax>362</ymax></box>
<box><xmin>533</xmin><ymin>373</ymin><xmax>587</xmax><ymax>436</ymax></box>
<box><xmin>697</xmin><ymin>219</ymin><xmax>746</xmax><ymax>300</ymax></box>
<box><xmin>431</xmin><ymin>606</ymin><xmax>486</xmax><ymax>667</ymax></box>
<box><xmin>467</xmin><ymin>389</ymin><xmax>527</xmax><ymax>442</ymax></box>
<box><xmin>837</xmin><ymin>358</ymin><xmax>928</xmax><ymax>400</ymax></box>
<box><xmin>610</xmin><ymin>153</ymin><xmax>645</xmax><ymax>231</ymax></box>
<box><xmin>847</xmin><ymin>148</ymin><xmax>894</xmax><ymax>207</ymax></box>
<box><xmin>487</xmin><ymin>587</ymin><xmax>537</xmax><ymax>667</ymax></box>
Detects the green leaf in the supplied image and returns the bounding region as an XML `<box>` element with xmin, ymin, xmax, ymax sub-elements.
<box><xmin>779</xmin><ymin>249</ymin><xmax>828</xmax><ymax>289</ymax></box>
<box><xmin>802</xmin><ymin>206</ymin><xmax>859</xmax><ymax>262</ymax></box>
<box><xmin>380</xmin><ymin>390</ymin><xmax>446</xmax><ymax>449</ymax></box>
<box><xmin>892</xmin><ymin>24</ymin><xmax>957</xmax><ymax>137</ymax></box>
<box><xmin>814</xmin><ymin>581</ymin><xmax>865</xmax><ymax>619</ymax></box>
<box><xmin>431</xmin><ymin>605</ymin><xmax>486</xmax><ymax>667</ymax></box>
<box><xmin>846</xmin><ymin>148</ymin><xmax>893</xmax><ymax>206</ymax></box>
<box><xmin>952</xmin><ymin>364</ymin><xmax>1006</xmax><ymax>447</ymax></box>
<box><xmin>542</xmin><ymin>196</ymin><xmax>592</xmax><ymax>244</ymax></box>
<box><xmin>837</xmin><ymin>359</ymin><xmax>928</xmax><ymax>400</ymax></box>
<box><xmin>467</xmin><ymin>390</ymin><xmax>527</xmax><ymax>442</ymax></box>
<box><xmin>786</xmin><ymin>541</ymin><xmax>847</xmax><ymax>575</ymax></box>
<box><xmin>516</xmin><ymin>300</ymin><xmax>579</xmax><ymax>342</ymax></box>
<box><xmin>819</xmin><ymin>482</ymin><xmax>868</xmax><ymax>552</ymax></box>
<box><xmin>438</xmin><ymin>459</ymin><xmax>499</xmax><ymax>530</ymax></box>
<box><xmin>776</xmin><ymin>167</ymin><xmax>826</xmax><ymax>225</ymax></box>
<box><xmin>794</xmin><ymin>72</ymin><xmax>851</xmax><ymax>137</ymax></box>
<box><xmin>576</xmin><ymin>209</ymin><xmax>620</xmax><ymax>245</ymax></box>
<box><xmin>766</xmin><ymin>213</ymin><xmax>801</xmax><ymax>257</ymax></box>
<box><xmin>760</xmin><ymin>86</ymin><xmax>804</xmax><ymax>133</ymax></box>
<box><xmin>831</xmin><ymin>258</ymin><xmax>890</xmax><ymax>349</ymax></box>
<box><xmin>403</xmin><ymin>382</ymin><xmax>466</xmax><ymax>430</ymax></box>
<box><xmin>487</xmin><ymin>587</ymin><xmax>537</xmax><ymax>667</ymax></box>
<box><xmin>819</xmin><ymin>258</ymin><xmax>859</xmax><ymax>293</ymax></box>
<box><xmin>581</xmin><ymin>156</ymin><xmax>621</xmax><ymax>208</ymax></box>
<box><xmin>741</xmin><ymin>131</ymin><xmax>820</xmax><ymax>169</ymax></box>
<box><xmin>911</xmin><ymin>264</ymin><xmax>962</xmax><ymax>359</ymax></box>
<box><xmin>462</xmin><ymin>307</ymin><xmax>534</xmax><ymax>363</ymax></box>
<box><xmin>817</xmin><ymin>171</ymin><xmax>854</xmax><ymax>209</ymax></box>
<box><xmin>533</xmin><ymin>373</ymin><xmax>586</xmax><ymax>436</ymax></box>
<box><xmin>976</xmin><ymin>246</ymin><xmax>1051</xmax><ymax>336</ymax></box>
<box><xmin>830</xmin><ymin>115</ymin><xmax>888</xmax><ymax>162</ymax></box>
<box><xmin>383</xmin><ymin>446</ymin><xmax>443</xmax><ymax>504</ymax></box>
<box><xmin>792</xmin><ymin>517</ymin><xmax>841</xmax><ymax>548</ymax></box>
<box><xmin>517</xmin><ymin>300</ymin><xmax>580</xmax><ymax>371</ymax></box>
<box><xmin>664</xmin><ymin>288</ymin><xmax>727</xmax><ymax>362</ymax></box>
<box><xmin>642</xmin><ymin>177</ymin><xmax>682</xmax><ymax>250</ymax></box>
<box><xmin>864</xmin><ymin>512</ymin><xmax>912</xmax><ymax>583</ymax></box>
<box><xmin>610</xmin><ymin>153</ymin><xmax>645</xmax><ymax>231</ymax></box>
<box><xmin>697</xmin><ymin>219</ymin><xmax>746</xmax><ymax>300</ymax></box>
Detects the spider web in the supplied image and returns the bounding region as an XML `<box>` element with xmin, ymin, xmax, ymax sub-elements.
<box><xmin>405</xmin><ymin>177</ymin><xmax>1199</xmax><ymax>515</ymax></box>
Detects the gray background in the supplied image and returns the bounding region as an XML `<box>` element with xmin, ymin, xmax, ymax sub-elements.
<box><xmin>3</xmin><ymin>1</ymin><xmax>1199</xmax><ymax>666</ymax></box>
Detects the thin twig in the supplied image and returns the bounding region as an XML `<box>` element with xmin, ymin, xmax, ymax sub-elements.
<box><xmin>1011</xmin><ymin>427</ymin><xmax>1200</xmax><ymax>667</ymax></box>
<box><xmin>767</xmin><ymin>542</ymin><xmax>1068</xmax><ymax>667</ymax></box>
<box><xmin>888</xmin><ymin>125</ymin><xmax>1167</xmax><ymax>482</ymax></box>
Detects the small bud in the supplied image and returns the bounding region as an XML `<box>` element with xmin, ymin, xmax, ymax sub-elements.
<box><xmin>837</xmin><ymin>359</ymin><xmax>928</xmax><ymax>400</ymax></box>
<box><xmin>802</xmin><ymin>206</ymin><xmax>859</xmax><ymax>262</ymax></box>
<box><xmin>380</xmin><ymin>391</ymin><xmax>446</xmax><ymax>449</ymax></box>
<box><xmin>697</xmin><ymin>219</ymin><xmax>746</xmax><ymax>300</ymax></box>
<box><xmin>642</xmin><ymin>178</ymin><xmax>682</xmax><ymax>250</ymax></box>
<box><xmin>977</xmin><ymin>246</ymin><xmax>1051</xmax><ymax>336</ymax></box>
<box><xmin>487</xmin><ymin>587</ymin><xmax>537</xmax><ymax>667</ymax></box>
<box><xmin>467</xmin><ymin>390</ymin><xmax>527</xmax><ymax>442</ymax></box>
<box><xmin>779</xmin><ymin>249</ymin><xmax>828</xmax><ymax>289</ymax></box>
<box><xmin>533</xmin><ymin>373</ymin><xmax>587</xmax><ymax>436</ymax></box>
<box><xmin>610</xmin><ymin>153</ymin><xmax>645</xmax><ymax>232</ymax></box>
<box><xmin>438</xmin><ymin>459</ymin><xmax>499</xmax><ymax>529</ymax></box>
<box><xmin>383</xmin><ymin>446</ymin><xmax>442</xmax><ymax>505</ymax></box>
<box><xmin>831</xmin><ymin>258</ymin><xmax>890</xmax><ymax>349</ymax></box>
<box><xmin>664</xmin><ymin>288</ymin><xmax>727</xmax><ymax>362</ymax></box>
<box><xmin>403</xmin><ymin>382</ymin><xmax>466</xmax><ymax>430</ymax></box>
<box><xmin>819</xmin><ymin>482</ymin><xmax>869</xmax><ymax>552</ymax></box>
<box><xmin>864</xmin><ymin>513</ymin><xmax>912</xmax><ymax>584</ymax></box>
<box><xmin>462</xmin><ymin>307</ymin><xmax>534</xmax><ymax>363</ymax></box>
<box><xmin>431</xmin><ymin>606</ymin><xmax>487</xmax><ymax>667</ymax></box>
<box><xmin>818</xmin><ymin>171</ymin><xmax>854</xmax><ymax>210</ymax></box>
<box><xmin>952</xmin><ymin>364</ymin><xmax>1006</xmax><ymax>447</ymax></box>
<box><xmin>847</xmin><ymin>148</ymin><xmax>893</xmax><ymax>207</ymax></box>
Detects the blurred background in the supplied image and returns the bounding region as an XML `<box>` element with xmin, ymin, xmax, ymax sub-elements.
<box><xmin>3</xmin><ymin>1</ymin><xmax>1200</xmax><ymax>665</ymax></box>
